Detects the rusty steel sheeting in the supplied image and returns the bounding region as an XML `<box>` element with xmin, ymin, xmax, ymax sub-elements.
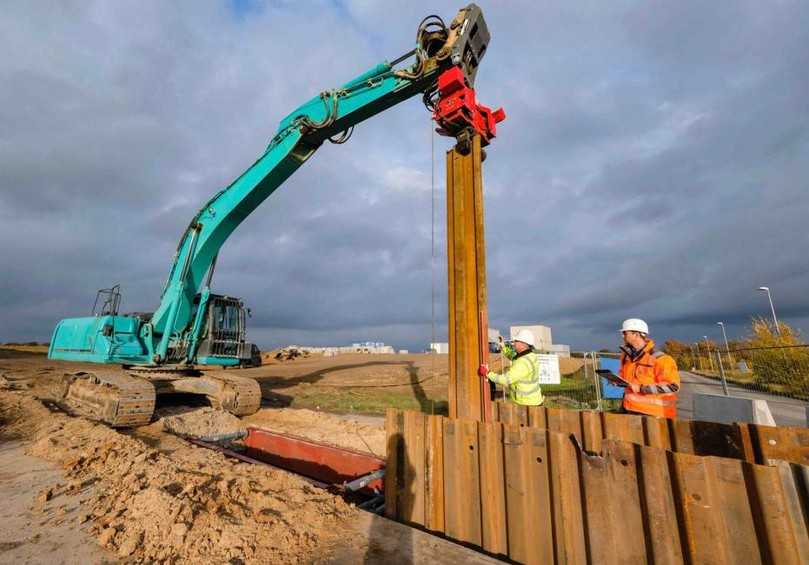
<box><xmin>386</xmin><ymin>409</ymin><xmax>809</xmax><ymax>564</ymax></box>
<box><xmin>446</xmin><ymin>133</ymin><xmax>492</xmax><ymax>422</ymax></box>
<box><xmin>493</xmin><ymin>402</ymin><xmax>809</xmax><ymax>466</ymax></box>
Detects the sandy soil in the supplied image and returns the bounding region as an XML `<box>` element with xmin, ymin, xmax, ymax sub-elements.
<box><xmin>0</xmin><ymin>440</ymin><xmax>114</xmax><ymax>564</ymax></box>
<box><xmin>161</xmin><ymin>407</ymin><xmax>246</xmax><ymax>440</ymax></box>
<box><xmin>245</xmin><ymin>408</ymin><xmax>386</xmax><ymax>458</ymax></box>
<box><xmin>1</xmin><ymin>390</ymin><xmax>358</xmax><ymax>564</ymax></box>
<box><xmin>0</xmin><ymin>350</ymin><xmax>400</xmax><ymax>564</ymax></box>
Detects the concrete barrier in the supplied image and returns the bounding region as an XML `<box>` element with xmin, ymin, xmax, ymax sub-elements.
<box><xmin>693</xmin><ymin>393</ymin><xmax>776</xmax><ymax>426</ymax></box>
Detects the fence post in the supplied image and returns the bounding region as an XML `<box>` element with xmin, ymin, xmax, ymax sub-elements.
<box><xmin>591</xmin><ymin>352</ymin><xmax>604</xmax><ymax>411</ymax></box>
<box><xmin>716</xmin><ymin>350</ymin><xmax>729</xmax><ymax>396</ymax></box>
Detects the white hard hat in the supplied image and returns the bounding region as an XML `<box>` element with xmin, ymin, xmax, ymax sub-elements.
<box><xmin>621</xmin><ymin>318</ymin><xmax>649</xmax><ymax>335</ymax></box>
<box><xmin>512</xmin><ymin>329</ymin><xmax>536</xmax><ymax>347</ymax></box>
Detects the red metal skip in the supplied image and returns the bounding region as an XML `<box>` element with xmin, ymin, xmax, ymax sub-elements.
<box><xmin>243</xmin><ymin>427</ymin><xmax>385</xmax><ymax>493</ymax></box>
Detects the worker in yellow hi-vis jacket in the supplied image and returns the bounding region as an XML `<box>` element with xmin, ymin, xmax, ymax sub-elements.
<box><xmin>478</xmin><ymin>329</ymin><xmax>544</xmax><ymax>406</ymax></box>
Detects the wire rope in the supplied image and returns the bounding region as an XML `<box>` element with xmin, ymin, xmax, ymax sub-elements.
<box><xmin>430</xmin><ymin>115</ymin><xmax>437</xmax><ymax>414</ymax></box>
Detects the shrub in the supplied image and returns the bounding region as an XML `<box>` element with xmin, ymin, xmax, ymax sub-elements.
<box><xmin>746</xmin><ymin>318</ymin><xmax>809</xmax><ymax>389</ymax></box>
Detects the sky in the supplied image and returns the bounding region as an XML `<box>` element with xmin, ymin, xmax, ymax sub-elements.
<box><xmin>1</xmin><ymin>1</ymin><xmax>808</xmax><ymax>352</ymax></box>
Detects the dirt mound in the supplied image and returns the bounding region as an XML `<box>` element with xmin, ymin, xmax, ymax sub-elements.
<box><xmin>0</xmin><ymin>344</ymin><xmax>48</xmax><ymax>358</ymax></box>
<box><xmin>0</xmin><ymin>390</ymin><xmax>58</xmax><ymax>440</ymax></box>
<box><xmin>262</xmin><ymin>347</ymin><xmax>312</xmax><ymax>364</ymax></box>
<box><xmin>160</xmin><ymin>407</ymin><xmax>246</xmax><ymax>440</ymax></box>
<box><xmin>244</xmin><ymin>407</ymin><xmax>385</xmax><ymax>457</ymax></box>
<box><xmin>5</xmin><ymin>394</ymin><xmax>356</xmax><ymax>564</ymax></box>
<box><xmin>559</xmin><ymin>357</ymin><xmax>585</xmax><ymax>375</ymax></box>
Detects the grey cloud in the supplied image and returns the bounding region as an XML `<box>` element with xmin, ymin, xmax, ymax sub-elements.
<box><xmin>2</xmin><ymin>0</ymin><xmax>808</xmax><ymax>354</ymax></box>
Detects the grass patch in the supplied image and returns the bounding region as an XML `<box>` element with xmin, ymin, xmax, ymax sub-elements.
<box><xmin>271</xmin><ymin>387</ymin><xmax>450</xmax><ymax>417</ymax></box>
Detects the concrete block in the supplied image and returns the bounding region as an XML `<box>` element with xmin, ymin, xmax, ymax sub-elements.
<box><xmin>693</xmin><ymin>393</ymin><xmax>777</xmax><ymax>426</ymax></box>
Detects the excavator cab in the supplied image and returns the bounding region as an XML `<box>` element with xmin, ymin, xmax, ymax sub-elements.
<box><xmin>92</xmin><ymin>285</ymin><xmax>122</xmax><ymax>318</ymax></box>
<box><xmin>194</xmin><ymin>294</ymin><xmax>254</xmax><ymax>366</ymax></box>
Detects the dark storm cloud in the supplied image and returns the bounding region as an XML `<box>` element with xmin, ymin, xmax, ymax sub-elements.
<box><xmin>1</xmin><ymin>0</ymin><xmax>808</xmax><ymax>352</ymax></box>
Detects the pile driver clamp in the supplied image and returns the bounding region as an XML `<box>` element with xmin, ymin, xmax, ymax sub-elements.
<box><xmin>47</xmin><ymin>3</ymin><xmax>504</xmax><ymax>426</ymax></box>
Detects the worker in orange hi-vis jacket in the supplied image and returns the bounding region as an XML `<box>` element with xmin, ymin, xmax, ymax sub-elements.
<box><xmin>619</xmin><ymin>319</ymin><xmax>680</xmax><ymax>418</ymax></box>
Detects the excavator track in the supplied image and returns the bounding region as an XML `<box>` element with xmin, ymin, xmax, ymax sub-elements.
<box><xmin>202</xmin><ymin>373</ymin><xmax>262</xmax><ymax>416</ymax></box>
<box><xmin>60</xmin><ymin>370</ymin><xmax>156</xmax><ymax>427</ymax></box>
<box><xmin>55</xmin><ymin>370</ymin><xmax>259</xmax><ymax>428</ymax></box>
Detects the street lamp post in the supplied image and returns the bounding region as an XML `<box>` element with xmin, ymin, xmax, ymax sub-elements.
<box><xmin>703</xmin><ymin>336</ymin><xmax>715</xmax><ymax>372</ymax></box>
<box><xmin>758</xmin><ymin>286</ymin><xmax>781</xmax><ymax>336</ymax></box>
<box><xmin>717</xmin><ymin>322</ymin><xmax>734</xmax><ymax>366</ymax></box>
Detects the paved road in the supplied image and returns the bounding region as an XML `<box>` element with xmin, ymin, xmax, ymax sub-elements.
<box><xmin>677</xmin><ymin>371</ymin><xmax>808</xmax><ymax>427</ymax></box>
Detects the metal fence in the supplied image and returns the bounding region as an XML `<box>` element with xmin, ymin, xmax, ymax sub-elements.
<box><xmin>526</xmin><ymin>351</ymin><xmax>621</xmax><ymax>411</ymax></box>
<box><xmin>673</xmin><ymin>344</ymin><xmax>809</xmax><ymax>402</ymax></box>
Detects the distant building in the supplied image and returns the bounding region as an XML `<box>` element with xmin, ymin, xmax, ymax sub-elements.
<box><xmin>292</xmin><ymin>342</ymin><xmax>394</xmax><ymax>355</ymax></box>
<box><xmin>429</xmin><ymin>342</ymin><xmax>449</xmax><ymax>354</ymax></box>
<box><xmin>352</xmin><ymin>341</ymin><xmax>386</xmax><ymax>349</ymax></box>
<box><xmin>348</xmin><ymin>341</ymin><xmax>394</xmax><ymax>354</ymax></box>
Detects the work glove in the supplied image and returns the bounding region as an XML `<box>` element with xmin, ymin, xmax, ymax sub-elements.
<box><xmin>478</xmin><ymin>364</ymin><xmax>489</xmax><ymax>378</ymax></box>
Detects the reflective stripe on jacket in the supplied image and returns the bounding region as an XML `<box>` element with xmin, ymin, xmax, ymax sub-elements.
<box><xmin>487</xmin><ymin>351</ymin><xmax>544</xmax><ymax>406</ymax></box>
<box><xmin>619</xmin><ymin>339</ymin><xmax>680</xmax><ymax>418</ymax></box>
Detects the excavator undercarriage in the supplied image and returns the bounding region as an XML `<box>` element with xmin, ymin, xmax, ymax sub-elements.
<box><xmin>58</xmin><ymin>369</ymin><xmax>260</xmax><ymax>427</ymax></box>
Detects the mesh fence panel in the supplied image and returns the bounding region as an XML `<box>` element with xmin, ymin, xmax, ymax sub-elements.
<box><xmin>532</xmin><ymin>351</ymin><xmax>620</xmax><ymax>410</ymax></box>
<box><xmin>672</xmin><ymin>344</ymin><xmax>809</xmax><ymax>402</ymax></box>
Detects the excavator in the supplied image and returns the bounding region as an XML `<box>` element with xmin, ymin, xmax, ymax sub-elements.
<box><xmin>47</xmin><ymin>3</ymin><xmax>504</xmax><ymax>427</ymax></box>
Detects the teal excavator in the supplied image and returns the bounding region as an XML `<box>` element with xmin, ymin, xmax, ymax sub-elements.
<box><xmin>47</xmin><ymin>3</ymin><xmax>504</xmax><ymax>426</ymax></box>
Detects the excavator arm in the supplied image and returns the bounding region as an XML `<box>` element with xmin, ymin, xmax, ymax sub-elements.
<box><xmin>49</xmin><ymin>3</ymin><xmax>504</xmax><ymax>367</ymax></box>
